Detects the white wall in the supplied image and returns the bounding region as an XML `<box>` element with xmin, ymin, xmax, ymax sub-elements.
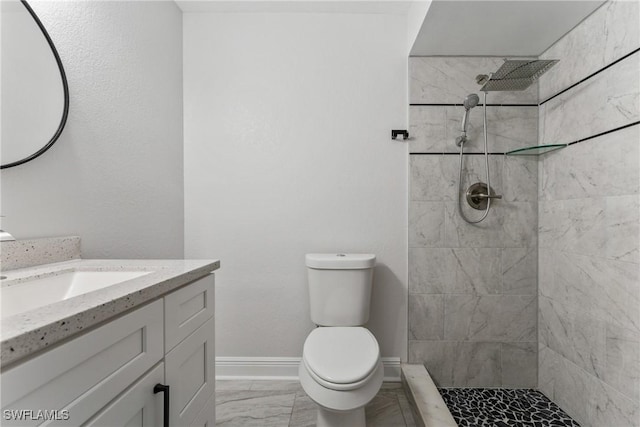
<box><xmin>0</xmin><ymin>1</ymin><xmax>184</xmax><ymax>258</ymax></box>
<box><xmin>184</xmin><ymin>13</ymin><xmax>408</xmax><ymax>360</ymax></box>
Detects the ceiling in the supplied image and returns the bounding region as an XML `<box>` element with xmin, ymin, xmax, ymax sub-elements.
<box><xmin>176</xmin><ymin>1</ymin><xmax>413</xmax><ymax>14</ymax></box>
<box><xmin>411</xmin><ymin>0</ymin><xmax>607</xmax><ymax>57</ymax></box>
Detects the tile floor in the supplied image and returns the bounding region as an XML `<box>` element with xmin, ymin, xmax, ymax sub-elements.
<box><xmin>215</xmin><ymin>380</ymin><xmax>417</xmax><ymax>426</ymax></box>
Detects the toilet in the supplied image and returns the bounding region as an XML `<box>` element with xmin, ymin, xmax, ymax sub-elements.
<box><xmin>299</xmin><ymin>253</ymin><xmax>383</xmax><ymax>427</ymax></box>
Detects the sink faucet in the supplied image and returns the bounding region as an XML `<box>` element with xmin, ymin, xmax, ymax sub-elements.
<box><xmin>0</xmin><ymin>229</ymin><xmax>15</xmax><ymax>242</ymax></box>
<box><xmin>0</xmin><ymin>216</ymin><xmax>15</xmax><ymax>241</ymax></box>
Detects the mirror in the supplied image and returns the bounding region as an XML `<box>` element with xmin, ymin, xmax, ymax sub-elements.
<box><xmin>1</xmin><ymin>0</ymin><xmax>69</xmax><ymax>169</ymax></box>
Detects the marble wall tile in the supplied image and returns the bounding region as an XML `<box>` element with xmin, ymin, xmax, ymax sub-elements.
<box><xmin>409</xmin><ymin>107</ymin><xmax>447</xmax><ymax>153</ymax></box>
<box><xmin>501</xmin><ymin>342</ymin><xmax>537</xmax><ymax>388</ymax></box>
<box><xmin>539</xmin><ymin>0</ymin><xmax>640</xmax><ymax>100</ymax></box>
<box><xmin>540</xmin><ymin>196</ymin><xmax>639</xmax><ymax>263</ymax></box>
<box><xmin>409</xmin><ymin>248</ymin><xmax>452</xmax><ymax>294</ymax></box>
<box><xmin>409</xmin><ymin>248</ymin><xmax>502</xmax><ymax>295</ymax></box>
<box><xmin>538</xmin><ymin>344</ymin><xmax>562</xmax><ymax>402</ymax></box>
<box><xmin>589</xmin><ymin>379</ymin><xmax>640</xmax><ymax>427</ymax></box>
<box><xmin>539</xmin><ymin>124</ymin><xmax>640</xmax><ymax>201</ymax></box>
<box><xmin>545</xmin><ymin>348</ymin><xmax>593</xmax><ymax>427</ymax></box>
<box><xmin>408</xmin><ymin>341</ymin><xmax>502</xmax><ymax>387</ymax></box>
<box><xmin>409</xmin><ymin>105</ymin><xmax>537</xmax><ymax>154</ymax></box>
<box><xmin>443</xmin><ymin>202</ymin><xmax>504</xmax><ymax>248</ymax></box>
<box><xmin>409</xmin><ymin>57</ymin><xmax>538</xmax><ymax>104</ymax></box>
<box><xmin>409</xmin><ymin>202</ymin><xmax>444</xmax><ymax>247</ymax></box>
<box><xmin>450</xmin><ymin>248</ymin><xmax>501</xmax><ymax>295</ymax></box>
<box><xmin>542</xmin><ymin>343</ymin><xmax>640</xmax><ymax>427</ymax></box>
<box><xmin>503</xmin><ymin>157</ymin><xmax>537</xmax><ymax>203</ymax></box>
<box><xmin>502</xmin><ymin>247</ymin><xmax>536</xmax><ymax>295</ymax></box>
<box><xmin>502</xmin><ymin>202</ymin><xmax>537</xmax><ymax>248</ymax></box>
<box><xmin>408</xmin><ymin>294</ymin><xmax>444</xmax><ymax>340</ymax></box>
<box><xmin>539</xmin><ymin>296</ymin><xmax>607</xmax><ymax>378</ymax></box>
<box><xmin>444</xmin><ymin>295</ymin><xmax>536</xmax><ymax>342</ymax></box>
<box><xmin>473</xmin><ymin>106</ymin><xmax>538</xmax><ymax>154</ymax></box>
<box><xmin>458</xmin><ymin>155</ymin><xmax>504</xmax><ymax>195</ymax></box>
<box><xmin>604</xmin><ymin>323</ymin><xmax>640</xmax><ymax>402</ymax></box>
<box><xmin>540</xmin><ymin>250</ymin><xmax>640</xmax><ymax>335</ymax></box>
<box><xmin>410</xmin><ymin>155</ymin><xmax>457</xmax><ymax>201</ymax></box>
<box><xmin>444</xmin><ymin>106</ymin><xmax>538</xmax><ymax>154</ymax></box>
<box><xmin>605</xmin><ymin>195</ymin><xmax>640</xmax><ymax>264</ymax></box>
<box><xmin>539</xmin><ymin>198</ymin><xmax>606</xmax><ymax>256</ymax></box>
<box><xmin>409</xmin><ymin>152</ymin><xmax>504</xmax><ymax>202</ymax></box>
<box><xmin>409</xmin><ymin>55</ymin><xmax>539</xmax><ymax>389</ymax></box>
<box><xmin>539</xmin><ymin>50</ymin><xmax>640</xmax><ymax>146</ymax></box>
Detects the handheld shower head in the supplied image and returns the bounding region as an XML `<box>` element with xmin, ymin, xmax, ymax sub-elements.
<box><xmin>463</xmin><ymin>93</ymin><xmax>480</xmax><ymax>110</ymax></box>
<box><xmin>461</xmin><ymin>93</ymin><xmax>479</xmax><ymax>136</ymax></box>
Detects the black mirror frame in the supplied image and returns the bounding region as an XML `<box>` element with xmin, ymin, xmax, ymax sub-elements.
<box><xmin>1</xmin><ymin>0</ymin><xmax>70</xmax><ymax>170</ymax></box>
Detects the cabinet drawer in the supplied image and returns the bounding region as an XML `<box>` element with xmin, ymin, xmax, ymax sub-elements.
<box><xmin>85</xmin><ymin>363</ymin><xmax>164</xmax><ymax>427</ymax></box>
<box><xmin>1</xmin><ymin>300</ymin><xmax>163</xmax><ymax>427</ymax></box>
<box><xmin>165</xmin><ymin>317</ymin><xmax>215</xmax><ymax>427</ymax></box>
<box><xmin>164</xmin><ymin>274</ymin><xmax>214</xmax><ymax>352</ymax></box>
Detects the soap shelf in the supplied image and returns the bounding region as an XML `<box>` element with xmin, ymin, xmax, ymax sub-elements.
<box><xmin>505</xmin><ymin>144</ymin><xmax>567</xmax><ymax>156</ymax></box>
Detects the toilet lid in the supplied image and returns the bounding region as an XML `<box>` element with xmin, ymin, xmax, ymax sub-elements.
<box><xmin>303</xmin><ymin>327</ymin><xmax>380</xmax><ymax>384</ymax></box>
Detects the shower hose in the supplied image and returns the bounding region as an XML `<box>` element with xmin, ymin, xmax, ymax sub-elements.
<box><xmin>457</xmin><ymin>92</ymin><xmax>492</xmax><ymax>224</ymax></box>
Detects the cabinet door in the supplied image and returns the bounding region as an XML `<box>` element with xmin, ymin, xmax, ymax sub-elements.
<box><xmin>165</xmin><ymin>317</ymin><xmax>215</xmax><ymax>427</ymax></box>
<box><xmin>1</xmin><ymin>300</ymin><xmax>163</xmax><ymax>427</ymax></box>
<box><xmin>164</xmin><ymin>274</ymin><xmax>214</xmax><ymax>353</ymax></box>
<box><xmin>85</xmin><ymin>363</ymin><xmax>164</xmax><ymax>427</ymax></box>
<box><xmin>190</xmin><ymin>393</ymin><xmax>215</xmax><ymax>427</ymax></box>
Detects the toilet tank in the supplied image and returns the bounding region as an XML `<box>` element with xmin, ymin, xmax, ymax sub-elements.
<box><xmin>306</xmin><ymin>253</ymin><xmax>376</xmax><ymax>326</ymax></box>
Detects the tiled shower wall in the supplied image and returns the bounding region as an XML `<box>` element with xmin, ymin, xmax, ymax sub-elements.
<box><xmin>407</xmin><ymin>58</ymin><xmax>539</xmax><ymax>388</ymax></box>
<box><xmin>536</xmin><ymin>1</ymin><xmax>640</xmax><ymax>426</ymax></box>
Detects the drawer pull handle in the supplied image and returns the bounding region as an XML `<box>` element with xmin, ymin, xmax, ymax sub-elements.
<box><xmin>154</xmin><ymin>383</ymin><xmax>170</xmax><ymax>427</ymax></box>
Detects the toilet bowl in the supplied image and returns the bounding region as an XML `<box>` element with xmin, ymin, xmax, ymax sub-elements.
<box><xmin>300</xmin><ymin>253</ymin><xmax>381</xmax><ymax>427</ymax></box>
<box><xmin>299</xmin><ymin>327</ymin><xmax>383</xmax><ymax>427</ymax></box>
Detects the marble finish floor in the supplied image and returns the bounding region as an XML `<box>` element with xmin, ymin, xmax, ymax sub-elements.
<box><xmin>439</xmin><ymin>388</ymin><xmax>581</xmax><ymax>427</ymax></box>
<box><xmin>216</xmin><ymin>380</ymin><xmax>417</xmax><ymax>426</ymax></box>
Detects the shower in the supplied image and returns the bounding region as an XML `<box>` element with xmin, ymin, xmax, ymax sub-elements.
<box><xmin>455</xmin><ymin>59</ymin><xmax>558</xmax><ymax>223</ymax></box>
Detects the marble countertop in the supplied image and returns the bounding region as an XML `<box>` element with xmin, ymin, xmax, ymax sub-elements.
<box><xmin>1</xmin><ymin>258</ymin><xmax>220</xmax><ymax>367</ymax></box>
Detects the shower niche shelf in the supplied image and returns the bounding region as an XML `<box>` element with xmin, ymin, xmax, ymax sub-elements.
<box><xmin>505</xmin><ymin>144</ymin><xmax>567</xmax><ymax>156</ymax></box>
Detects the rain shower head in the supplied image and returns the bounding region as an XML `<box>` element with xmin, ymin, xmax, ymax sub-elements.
<box><xmin>477</xmin><ymin>59</ymin><xmax>559</xmax><ymax>91</ymax></box>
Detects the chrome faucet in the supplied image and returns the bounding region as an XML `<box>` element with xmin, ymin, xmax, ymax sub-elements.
<box><xmin>0</xmin><ymin>229</ymin><xmax>15</xmax><ymax>241</ymax></box>
<box><xmin>0</xmin><ymin>216</ymin><xmax>15</xmax><ymax>241</ymax></box>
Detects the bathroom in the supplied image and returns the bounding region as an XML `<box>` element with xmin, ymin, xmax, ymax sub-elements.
<box><xmin>0</xmin><ymin>0</ymin><xmax>638</xmax><ymax>426</ymax></box>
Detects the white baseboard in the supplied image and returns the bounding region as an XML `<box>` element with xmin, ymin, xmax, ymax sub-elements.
<box><xmin>216</xmin><ymin>356</ymin><xmax>401</xmax><ymax>382</ymax></box>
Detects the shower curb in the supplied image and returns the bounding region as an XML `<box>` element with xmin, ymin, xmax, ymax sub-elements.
<box><xmin>401</xmin><ymin>364</ymin><xmax>458</xmax><ymax>427</ymax></box>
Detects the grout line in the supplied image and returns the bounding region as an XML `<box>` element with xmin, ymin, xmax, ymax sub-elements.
<box><xmin>410</xmin><ymin>103</ymin><xmax>537</xmax><ymax>107</ymax></box>
<box><xmin>539</xmin><ymin>47</ymin><xmax>640</xmax><ymax>106</ymax></box>
<box><xmin>410</xmin><ymin>121</ymin><xmax>640</xmax><ymax>156</ymax></box>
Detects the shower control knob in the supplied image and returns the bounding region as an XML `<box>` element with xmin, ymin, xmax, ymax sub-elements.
<box><xmin>466</xmin><ymin>182</ymin><xmax>501</xmax><ymax>210</ymax></box>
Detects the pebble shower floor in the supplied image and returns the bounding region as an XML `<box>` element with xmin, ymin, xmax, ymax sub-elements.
<box><xmin>439</xmin><ymin>388</ymin><xmax>581</xmax><ymax>427</ymax></box>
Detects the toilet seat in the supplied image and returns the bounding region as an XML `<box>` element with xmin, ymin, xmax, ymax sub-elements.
<box><xmin>302</xmin><ymin>327</ymin><xmax>380</xmax><ymax>391</ymax></box>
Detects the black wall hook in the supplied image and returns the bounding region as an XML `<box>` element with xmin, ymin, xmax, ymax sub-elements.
<box><xmin>391</xmin><ymin>130</ymin><xmax>409</xmax><ymax>140</ymax></box>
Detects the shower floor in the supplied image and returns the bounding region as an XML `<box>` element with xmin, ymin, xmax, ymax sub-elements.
<box><xmin>439</xmin><ymin>388</ymin><xmax>581</xmax><ymax>427</ymax></box>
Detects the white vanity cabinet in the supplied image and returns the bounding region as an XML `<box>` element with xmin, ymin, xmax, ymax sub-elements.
<box><xmin>0</xmin><ymin>274</ymin><xmax>215</xmax><ymax>427</ymax></box>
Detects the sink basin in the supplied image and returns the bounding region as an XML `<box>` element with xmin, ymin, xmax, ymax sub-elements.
<box><xmin>1</xmin><ymin>270</ymin><xmax>151</xmax><ymax>318</ymax></box>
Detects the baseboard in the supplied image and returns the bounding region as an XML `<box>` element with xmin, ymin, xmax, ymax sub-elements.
<box><xmin>216</xmin><ymin>356</ymin><xmax>402</xmax><ymax>382</ymax></box>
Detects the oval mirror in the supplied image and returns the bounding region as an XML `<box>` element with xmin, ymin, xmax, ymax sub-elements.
<box><xmin>1</xmin><ymin>0</ymin><xmax>69</xmax><ymax>169</ymax></box>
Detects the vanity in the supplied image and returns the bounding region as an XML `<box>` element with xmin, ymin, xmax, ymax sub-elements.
<box><xmin>0</xmin><ymin>237</ymin><xmax>220</xmax><ymax>427</ymax></box>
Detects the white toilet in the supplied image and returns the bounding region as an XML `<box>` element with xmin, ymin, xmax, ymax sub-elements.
<box><xmin>299</xmin><ymin>253</ymin><xmax>383</xmax><ymax>427</ymax></box>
